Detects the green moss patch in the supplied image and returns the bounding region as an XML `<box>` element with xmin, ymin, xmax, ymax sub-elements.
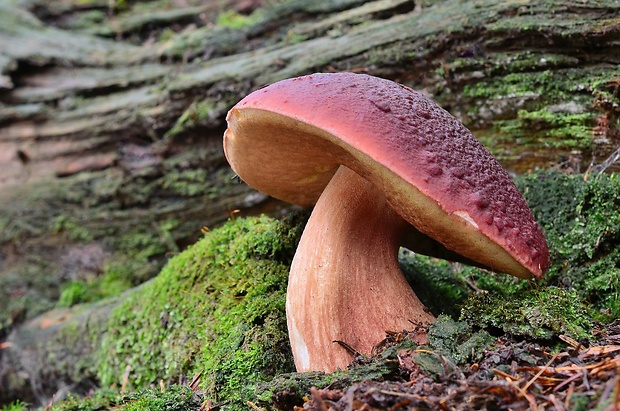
<box><xmin>461</xmin><ymin>287</ymin><xmax>592</xmax><ymax>340</ymax></box>
<box><xmin>44</xmin><ymin>170</ymin><xmax>620</xmax><ymax>409</ymax></box>
<box><xmin>495</xmin><ymin>108</ymin><xmax>594</xmax><ymax>149</ymax></box>
<box><xmin>401</xmin><ymin>171</ymin><xmax>620</xmax><ymax>337</ymax></box>
<box><xmin>216</xmin><ymin>10</ymin><xmax>263</xmax><ymax>30</ymax></box>
<box><xmin>97</xmin><ymin>214</ymin><xmax>306</xmax><ymax>408</ymax></box>
<box><xmin>462</xmin><ymin>68</ymin><xmax>609</xmax><ymax>152</ymax></box>
<box><xmin>524</xmin><ymin>172</ymin><xmax>620</xmax><ymax>322</ymax></box>
<box><xmin>57</xmin><ymin>262</ymin><xmax>135</xmax><ymax>307</ymax></box>
<box><xmin>426</xmin><ymin>315</ymin><xmax>495</xmax><ymax>365</ymax></box>
<box><xmin>52</xmin><ymin>386</ymin><xmax>200</xmax><ymax>411</ymax></box>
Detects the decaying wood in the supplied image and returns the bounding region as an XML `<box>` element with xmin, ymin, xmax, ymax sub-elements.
<box><xmin>0</xmin><ymin>288</ymin><xmax>137</xmax><ymax>406</ymax></box>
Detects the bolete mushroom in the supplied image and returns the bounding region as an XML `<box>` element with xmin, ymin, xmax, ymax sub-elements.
<box><xmin>223</xmin><ymin>73</ymin><xmax>549</xmax><ymax>373</ymax></box>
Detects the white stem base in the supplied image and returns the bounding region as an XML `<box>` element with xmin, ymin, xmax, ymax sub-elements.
<box><xmin>286</xmin><ymin>166</ymin><xmax>435</xmax><ymax>372</ymax></box>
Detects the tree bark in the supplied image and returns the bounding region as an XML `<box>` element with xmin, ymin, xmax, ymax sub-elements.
<box><xmin>1</xmin><ymin>0</ymin><xmax>619</xmax><ymax>405</ymax></box>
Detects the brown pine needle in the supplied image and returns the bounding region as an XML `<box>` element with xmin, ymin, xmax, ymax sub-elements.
<box><xmin>523</xmin><ymin>352</ymin><xmax>560</xmax><ymax>393</ymax></box>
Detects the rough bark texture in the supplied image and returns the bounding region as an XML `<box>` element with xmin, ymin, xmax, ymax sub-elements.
<box><xmin>0</xmin><ymin>0</ymin><xmax>619</xmax><ymax>406</ymax></box>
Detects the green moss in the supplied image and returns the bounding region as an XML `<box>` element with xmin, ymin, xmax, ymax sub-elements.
<box><xmin>53</xmin><ymin>216</ymin><xmax>95</xmax><ymax>242</ymax></box>
<box><xmin>461</xmin><ymin>287</ymin><xmax>592</xmax><ymax>340</ymax></box>
<box><xmin>426</xmin><ymin>315</ymin><xmax>494</xmax><ymax>365</ymax></box>
<box><xmin>61</xmin><ymin>9</ymin><xmax>106</xmax><ymax>31</ymax></box>
<box><xmin>160</xmin><ymin>169</ymin><xmax>232</xmax><ymax>199</ymax></box>
<box><xmin>434</xmin><ymin>51</ymin><xmax>619</xmax><ymax>164</ymax></box>
<box><xmin>51</xmin><ymin>389</ymin><xmax>119</xmax><ymax>411</ymax></box>
<box><xmin>98</xmin><ymin>214</ymin><xmax>307</xmax><ymax>409</ymax></box>
<box><xmin>216</xmin><ymin>10</ymin><xmax>262</xmax><ymax>30</ymax></box>
<box><xmin>120</xmin><ymin>387</ymin><xmax>200</xmax><ymax>411</ymax></box>
<box><xmin>518</xmin><ymin>171</ymin><xmax>620</xmax><ymax>322</ymax></box>
<box><xmin>462</xmin><ymin>69</ymin><xmax>587</xmax><ymax>102</ymax></box>
<box><xmin>164</xmin><ymin>99</ymin><xmax>222</xmax><ymax>140</ymax></box>
<box><xmin>494</xmin><ymin>108</ymin><xmax>594</xmax><ymax>149</ymax></box>
<box><xmin>459</xmin><ymin>67</ymin><xmax>616</xmax><ymax>133</ymax></box>
<box><xmin>51</xmin><ymin>386</ymin><xmax>200</xmax><ymax>411</ymax></box>
<box><xmin>113</xmin><ymin>221</ymin><xmax>177</xmax><ymax>266</ymax></box>
<box><xmin>449</xmin><ymin>52</ymin><xmax>579</xmax><ymax>78</ymax></box>
<box><xmin>568</xmin><ymin>393</ymin><xmax>592</xmax><ymax>411</ymax></box>
<box><xmin>58</xmin><ymin>262</ymin><xmax>134</xmax><ymax>307</ymax></box>
<box><xmin>158</xmin><ymin>27</ymin><xmax>176</xmax><ymax>42</ymax></box>
<box><xmin>1</xmin><ymin>400</ymin><xmax>29</xmax><ymax>411</ymax></box>
<box><xmin>399</xmin><ymin>250</ymin><xmax>470</xmax><ymax>318</ymax></box>
<box><xmin>286</xmin><ymin>32</ymin><xmax>308</xmax><ymax>44</ymax></box>
<box><xmin>402</xmin><ymin>171</ymin><xmax>620</xmax><ymax>337</ymax></box>
<box><xmin>58</xmin><ymin>282</ymin><xmax>92</xmax><ymax>307</ymax></box>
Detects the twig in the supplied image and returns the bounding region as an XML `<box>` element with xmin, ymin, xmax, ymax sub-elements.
<box><xmin>583</xmin><ymin>367</ymin><xmax>591</xmax><ymax>391</ymax></box>
<box><xmin>590</xmin><ymin>146</ymin><xmax>620</xmax><ymax>177</ymax></box>
<box><xmin>190</xmin><ymin>371</ymin><xmax>203</xmax><ymax>391</ymax></box>
<box><xmin>523</xmin><ymin>352</ymin><xmax>559</xmax><ymax>392</ymax></box>
<box><xmin>333</xmin><ymin>340</ymin><xmax>361</xmax><ymax>357</ymax></box>
<box><xmin>121</xmin><ymin>364</ymin><xmax>131</xmax><ymax>394</ymax></box>
<box><xmin>492</xmin><ymin>371</ymin><xmax>538</xmax><ymax>411</ymax></box>
<box><xmin>548</xmin><ymin>393</ymin><xmax>567</xmax><ymax>411</ymax></box>
<box><xmin>246</xmin><ymin>401</ymin><xmax>265</xmax><ymax>411</ymax></box>
<box><xmin>553</xmin><ymin>371</ymin><xmax>583</xmax><ymax>392</ymax></box>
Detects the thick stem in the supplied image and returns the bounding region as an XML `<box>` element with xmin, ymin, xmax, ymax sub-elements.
<box><xmin>286</xmin><ymin>166</ymin><xmax>435</xmax><ymax>372</ymax></box>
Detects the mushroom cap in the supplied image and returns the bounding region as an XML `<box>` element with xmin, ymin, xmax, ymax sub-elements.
<box><xmin>224</xmin><ymin>73</ymin><xmax>549</xmax><ymax>279</ymax></box>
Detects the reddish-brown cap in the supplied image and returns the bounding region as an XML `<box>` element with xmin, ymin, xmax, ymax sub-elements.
<box><xmin>224</xmin><ymin>73</ymin><xmax>549</xmax><ymax>279</ymax></box>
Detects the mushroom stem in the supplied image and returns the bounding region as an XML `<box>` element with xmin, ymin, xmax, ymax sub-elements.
<box><xmin>286</xmin><ymin>166</ymin><xmax>435</xmax><ymax>372</ymax></box>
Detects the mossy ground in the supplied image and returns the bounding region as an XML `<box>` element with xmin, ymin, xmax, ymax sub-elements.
<box><xmin>404</xmin><ymin>171</ymin><xmax>620</xmax><ymax>340</ymax></box>
<box><xmin>43</xmin><ymin>387</ymin><xmax>201</xmax><ymax>411</ymax></box>
<box><xmin>34</xmin><ymin>169</ymin><xmax>619</xmax><ymax>411</ymax></box>
<box><xmin>95</xmin><ymin>213</ymin><xmax>307</xmax><ymax>409</ymax></box>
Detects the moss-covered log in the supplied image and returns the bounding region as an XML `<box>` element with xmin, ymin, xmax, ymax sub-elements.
<box><xmin>0</xmin><ymin>214</ymin><xmax>306</xmax><ymax>407</ymax></box>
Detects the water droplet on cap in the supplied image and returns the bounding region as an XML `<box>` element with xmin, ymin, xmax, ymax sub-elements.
<box><xmin>369</xmin><ymin>96</ymin><xmax>391</xmax><ymax>113</ymax></box>
<box><xmin>472</xmin><ymin>192</ymin><xmax>490</xmax><ymax>209</ymax></box>
<box><xmin>428</xmin><ymin>165</ymin><xmax>443</xmax><ymax>177</ymax></box>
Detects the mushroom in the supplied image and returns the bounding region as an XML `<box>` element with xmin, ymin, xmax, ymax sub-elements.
<box><xmin>223</xmin><ymin>73</ymin><xmax>549</xmax><ymax>373</ymax></box>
